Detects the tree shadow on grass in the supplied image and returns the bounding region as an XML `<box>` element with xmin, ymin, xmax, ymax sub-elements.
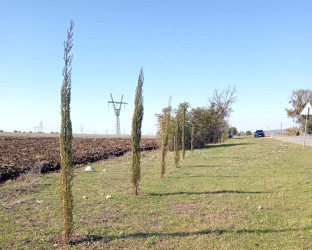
<box><xmin>203</xmin><ymin>143</ymin><xmax>253</xmax><ymax>149</ymax></box>
<box><xmin>148</xmin><ymin>190</ymin><xmax>271</xmax><ymax>196</ymax></box>
<box><xmin>189</xmin><ymin>164</ymin><xmax>249</xmax><ymax>168</ymax></box>
<box><xmin>118</xmin><ymin>227</ymin><xmax>310</xmax><ymax>240</ymax></box>
<box><xmin>167</xmin><ymin>175</ymin><xmax>259</xmax><ymax>179</ymax></box>
<box><xmin>73</xmin><ymin>226</ymin><xmax>310</xmax><ymax>245</ymax></box>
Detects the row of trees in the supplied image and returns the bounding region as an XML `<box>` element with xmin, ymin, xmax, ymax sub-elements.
<box><xmin>156</xmin><ymin>87</ymin><xmax>237</xmax><ymax>178</ymax></box>
<box><xmin>59</xmin><ymin>21</ymin><xmax>145</xmax><ymax>243</ymax></box>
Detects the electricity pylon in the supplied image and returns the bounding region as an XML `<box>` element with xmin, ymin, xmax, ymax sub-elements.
<box><xmin>108</xmin><ymin>93</ymin><xmax>127</xmax><ymax>135</ymax></box>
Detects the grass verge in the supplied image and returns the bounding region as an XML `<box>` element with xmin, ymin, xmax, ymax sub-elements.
<box><xmin>1</xmin><ymin>137</ymin><xmax>312</xmax><ymax>249</ymax></box>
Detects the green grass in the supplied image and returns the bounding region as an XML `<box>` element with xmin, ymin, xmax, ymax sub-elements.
<box><xmin>1</xmin><ymin>137</ymin><xmax>312</xmax><ymax>249</ymax></box>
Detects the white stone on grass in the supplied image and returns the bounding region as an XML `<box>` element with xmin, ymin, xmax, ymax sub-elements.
<box><xmin>36</xmin><ymin>200</ymin><xmax>43</xmax><ymax>204</ymax></box>
<box><xmin>106</xmin><ymin>195</ymin><xmax>112</xmax><ymax>199</ymax></box>
<box><xmin>85</xmin><ymin>166</ymin><xmax>94</xmax><ymax>172</ymax></box>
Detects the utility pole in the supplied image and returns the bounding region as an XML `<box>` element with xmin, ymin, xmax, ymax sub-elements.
<box><xmin>108</xmin><ymin>93</ymin><xmax>128</xmax><ymax>135</ymax></box>
<box><xmin>80</xmin><ymin>125</ymin><xmax>83</xmax><ymax>134</ymax></box>
<box><xmin>280</xmin><ymin>123</ymin><xmax>282</xmax><ymax>135</ymax></box>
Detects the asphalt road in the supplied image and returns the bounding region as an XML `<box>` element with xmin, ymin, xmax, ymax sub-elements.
<box><xmin>269</xmin><ymin>134</ymin><xmax>312</xmax><ymax>147</ymax></box>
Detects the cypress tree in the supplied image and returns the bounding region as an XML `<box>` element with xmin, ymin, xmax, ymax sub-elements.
<box><xmin>191</xmin><ymin>126</ymin><xmax>195</xmax><ymax>153</ymax></box>
<box><xmin>59</xmin><ymin>20</ymin><xmax>74</xmax><ymax>243</ymax></box>
<box><xmin>160</xmin><ymin>101</ymin><xmax>171</xmax><ymax>178</ymax></box>
<box><xmin>131</xmin><ymin>68</ymin><xmax>144</xmax><ymax>196</ymax></box>
<box><xmin>181</xmin><ymin>103</ymin><xmax>187</xmax><ymax>160</ymax></box>
<box><xmin>174</xmin><ymin>112</ymin><xmax>180</xmax><ymax>168</ymax></box>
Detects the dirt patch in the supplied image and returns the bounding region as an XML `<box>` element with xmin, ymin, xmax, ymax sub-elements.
<box><xmin>0</xmin><ymin>137</ymin><xmax>159</xmax><ymax>183</ymax></box>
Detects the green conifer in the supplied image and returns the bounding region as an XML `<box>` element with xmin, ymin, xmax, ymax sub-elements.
<box><xmin>160</xmin><ymin>101</ymin><xmax>171</xmax><ymax>178</ymax></box>
<box><xmin>174</xmin><ymin>112</ymin><xmax>180</xmax><ymax>168</ymax></box>
<box><xmin>59</xmin><ymin>20</ymin><xmax>74</xmax><ymax>243</ymax></box>
<box><xmin>131</xmin><ymin>68</ymin><xmax>144</xmax><ymax>195</ymax></box>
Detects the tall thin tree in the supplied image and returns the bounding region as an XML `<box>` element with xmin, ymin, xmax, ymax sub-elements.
<box><xmin>60</xmin><ymin>20</ymin><xmax>74</xmax><ymax>243</ymax></box>
<box><xmin>174</xmin><ymin>111</ymin><xmax>180</xmax><ymax>168</ymax></box>
<box><xmin>180</xmin><ymin>103</ymin><xmax>188</xmax><ymax>160</ymax></box>
<box><xmin>131</xmin><ymin>68</ymin><xmax>144</xmax><ymax>195</ymax></box>
<box><xmin>160</xmin><ymin>99</ymin><xmax>171</xmax><ymax>178</ymax></box>
<box><xmin>191</xmin><ymin>126</ymin><xmax>195</xmax><ymax>153</ymax></box>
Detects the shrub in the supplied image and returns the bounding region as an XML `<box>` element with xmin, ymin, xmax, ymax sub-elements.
<box><xmin>246</xmin><ymin>130</ymin><xmax>252</xmax><ymax>136</ymax></box>
<box><xmin>284</xmin><ymin>127</ymin><xmax>300</xmax><ymax>136</ymax></box>
<box><xmin>221</xmin><ymin>131</ymin><xmax>228</xmax><ymax>142</ymax></box>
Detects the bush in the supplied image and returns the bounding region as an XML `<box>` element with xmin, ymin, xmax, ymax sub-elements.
<box><xmin>0</xmin><ymin>130</ymin><xmax>3</xmax><ymax>133</ymax></box>
<box><xmin>284</xmin><ymin>127</ymin><xmax>300</xmax><ymax>136</ymax></box>
<box><xmin>221</xmin><ymin>131</ymin><xmax>228</xmax><ymax>142</ymax></box>
<box><xmin>237</xmin><ymin>132</ymin><xmax>241</xmax><ymax>136</ymax></box>
<box><xmin>246</xmin><ymin>130</ymin><xmax>252</xmax><ymax>136</ymax></box>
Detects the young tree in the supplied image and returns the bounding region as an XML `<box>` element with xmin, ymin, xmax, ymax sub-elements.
<box><xmin>174</xmin><ymin>111</ymin><xmax>180</xmax><ymax>168</ymax></box>
<box><xmin>59</xmin><ymin>20</ymin><xmax>74</xmax><ymax>243</ymax></box>
<box><xmin>159</xmin><ymin>100</ymin><xmax>171</xmax><ymax>178</ymax></box>
<box><xmin>191</xmin><ymin>126</ymin><xmax>195</xmax><ymax>153</ymax></box>
<box><xmin>131</xmin><ymin>68</ymin><xmax>144</xmax><ymax>195</ymax></box>
<box><xmin>179</xmin><ymin>102</ymin><xmax>189</xmax><ymax>160</ymax></box>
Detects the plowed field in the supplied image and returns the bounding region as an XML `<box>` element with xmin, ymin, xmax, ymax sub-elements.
<box><xmin>0</xmin><ymin>136</ymin><xmax>159</xmax><ymax>183</ymax></box>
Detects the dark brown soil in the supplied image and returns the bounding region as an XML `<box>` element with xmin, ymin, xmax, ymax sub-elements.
<box><xmin>0</xmin><ymin>136</ymin><xmax>159</xmax><ymax>183</ymax></box>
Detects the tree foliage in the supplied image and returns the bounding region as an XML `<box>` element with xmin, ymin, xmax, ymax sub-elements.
<box><xmin>156</xmin><ymin>86</ymin><xmax>236</xmax><ymax>151</ymax></box>
<box><xmin>131</xmin><ymin>68</ymin><xmax>144</xmax><ymax>195</ymax></box>
<box><xmin>178</xmin><ymin>102</ymin><xmax>189</xmax><ymax>160</ymax></box>
<box><xmin>59</xmin><ymin>20</ymin><xmax>74</xmax><ymax>243</ymax></box>
<box><xmin>159</xmin><ymin>99</ymin><xmax>171</xmax><ymax>178</ymax></box>
<box><xmin>173</xmin><ymin>111</ymin><xmax>180</xmax><ymax>168</ymax></box>
<box><xmin>286</xmin><ymin>89</ymin><xmax>312</xmax><ymax>129</ymax></box>
<box><xmin>229</xmin><ymin>127</ymin><xmax>238</xmax><ymax>135</ymax></box>
<box><xmin>209</xmin><ymin>86</ymin><xmax>237</xmax><ymax>119</ymax></box>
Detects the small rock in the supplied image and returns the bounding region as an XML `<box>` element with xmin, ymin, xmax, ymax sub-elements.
<box><xmin>259</xmin><ymin>219</ymin><xmax>264</xmax><ymax>224</ymax></box>
<box><xmin>300</xmin><ymin>236</ymin><xmax>303</xmax><ymax>239</ymax></box>
<box><xmin>247</xmin><ymin>196</ymin><xmax>250</xmax><ymax>200</ymax></box>
<box><xmin>258</xmin><ymin>206</ymin><xmax>262</xmax><ymax>210</ymax></box>
<box><xmin>85</xmin><ymin>166</ymin><xmax>94</xmax><ymax>172</ymax></box>
<box><xmin>54</xmin><ymin>244</ymin><xmax>58</xmax><ymax>247</ymax></box>
<box><xmin>36</xmin><ymin>200</ymin><xmax>43</xmax><ymax>204</ymax></box>
<box><xmin>103</xmin><ymin>169</ymin><xmax>107</xmax><ymax>172</ymax></box>
<box><xmin>305</xmin><ymin>180</ymin><xmax>309</xmax><ymax>184</ymax></box>
<box><xmin>119</xmin><ymin>231</ymin><xmax>124</xmax><ymax>235</ymax></box>
<box><xmin>106</xmin><ymin>195</ymin><xmax>112</xmax><ymax>199</ymax></box>
<box><xmin>107</xmin><ymin>165</ymin><xmax>112</xmax><ymax>167</ymax></box>
<box><xmin>152</xmin><ymin>155</ymin><xmax>157</xmax><ymax>159</ymax></box>
<box><xmin>82</xmin><ymin>196</ymin><xmax>87</xmax><ymax>199</ymax></box>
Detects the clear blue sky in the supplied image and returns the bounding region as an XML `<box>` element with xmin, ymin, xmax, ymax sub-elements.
<box><xmin>0</xmin><ymin>0</ymin><xmax>311</xmax><ymax>135</ymax></box>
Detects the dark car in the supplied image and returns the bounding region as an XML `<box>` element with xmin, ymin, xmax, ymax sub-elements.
<box><xmin>254</xmin><ymin>130</ymin><xmax>265</xmax><ymax>137</ymax></box>
<box><xmin>228</xmin><ymin>131</ymin><xmax>233</xmax><ymax>138</ymax></box>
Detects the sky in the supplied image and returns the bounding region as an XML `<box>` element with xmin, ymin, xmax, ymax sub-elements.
<box><xmin>0</xmin><ymin>0</ymin><xmax>311</xmax><ymax>135</ymax></box>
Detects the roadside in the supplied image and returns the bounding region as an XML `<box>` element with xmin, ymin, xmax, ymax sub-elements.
<box><xmin>267</xmin><ymin>133</ymin><xmax>312</xmax><ymax>147</ymax></box>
